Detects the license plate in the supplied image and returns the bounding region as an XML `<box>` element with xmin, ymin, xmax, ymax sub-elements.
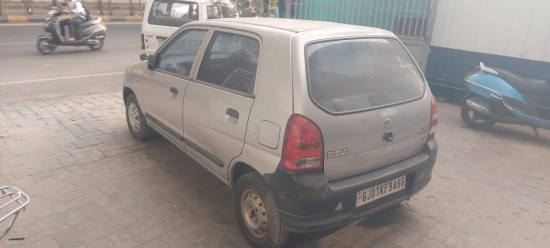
<box><xmin>356</xmin><ymin>175</ymin><xmax>406</xmax><ymax>208</ymax></box>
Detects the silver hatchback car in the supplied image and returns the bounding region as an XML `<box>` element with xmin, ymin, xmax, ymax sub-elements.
<box><xmin>123</xmin><ymin>18</ymin><xmax>438</xmax><ymax>248</ymax></box>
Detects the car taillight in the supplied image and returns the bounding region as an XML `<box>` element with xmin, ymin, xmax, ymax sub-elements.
<box><xmin>428</xmin><ymin>96</ymin><xmax>438</xmax><ymax>139</ymax></box>
<box><xmin>279</xmin><ymin>114</ymin><xmax>324</xmax><ymax>172</ymax></box>
<box><xmin>141</xmin><ymin>34</ymin><xmax>145</xmax><ymax>50</ymax></box>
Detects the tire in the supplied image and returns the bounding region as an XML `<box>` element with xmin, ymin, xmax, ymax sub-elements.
<box><xmin>125</xmin><ymin>94</ymin><xmax>154</xmax><ymax>141</ymax></box>
<box><xmin>89</xmin><ymin>39</ymin><xmax>104</xmax><ymax>51</ymax></box>
<box><xmin>234</xmin><ymin>172</ymin><xmax>289</xmax><ymax>248</ymax></box>
<box><xmin>461</xmin><ymin>103</ymin><xmax>496</xmax><ymax>130</ymax></box>
<box><xmin>36</xmin><ymin>38</ymin><xmax>56</xmax><ymax>55</ymax></box>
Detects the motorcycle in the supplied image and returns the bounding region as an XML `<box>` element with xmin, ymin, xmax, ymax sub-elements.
<box><xmin>36</xmin><ymin>7</ymin><xmax>107</xmax><ymax>55</ymax></box>
<box><xmin>460</xmin><ymin>62</ymin><xmax>550</xmax><ymax>135</ymax></box>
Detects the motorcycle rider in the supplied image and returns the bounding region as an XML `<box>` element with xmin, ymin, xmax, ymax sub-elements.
<box><xmin>59</xmin><ymin>0</ymin><xmax>86</xmax><ymax>42</ymax></box>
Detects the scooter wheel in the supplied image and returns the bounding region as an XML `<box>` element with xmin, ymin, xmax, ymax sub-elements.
<box><xmin>89</xmin><ymin>39</ymin><xmax>104</xmax><ymax>51</ymax></box>
<box><xmin>461</xmin><ymin>103</ymin><xmax>496</xmax><ymax>130</ymax></box>
<box><xmin>36</xmin><ymin>38</ymin><xmax>56</xmax><ymax>55</ymax></box>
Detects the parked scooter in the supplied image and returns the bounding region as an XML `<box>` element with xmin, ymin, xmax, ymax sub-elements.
<box><xmin>36</xmin><ymin>7</ymin><xmax>106</xmax><ymax>55</ymax></box>
<box><xmin>461</xmin><ymin>62</ymin><xmax>550</xmax><ymax>135</ymax></box>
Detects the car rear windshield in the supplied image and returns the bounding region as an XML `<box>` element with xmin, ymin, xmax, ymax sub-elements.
<box><xmin>306</xmin><ymin>38</ymin><xmax>425</xmax><ymax>113</ymax></box>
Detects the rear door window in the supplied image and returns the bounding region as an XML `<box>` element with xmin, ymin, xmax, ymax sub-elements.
<box><xmin>148</xmin><ymin>0</ymin><xmax>199</xmax><ymax>27</ymax></box>
<box><xmin>306</xmin><ymin>38</ymin><xmax>425</xmax><ymax>113</ymax></box>
<box><xmin>197</xmin><ymin>31</ymin><xmax>259</xmax><ymax>95</ymax></box>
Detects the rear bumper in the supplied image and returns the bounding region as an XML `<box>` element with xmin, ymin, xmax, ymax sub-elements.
<box><xmin>263</xmin><ymin>139</ymin><xmax>437</xmax><ymax>233</ymax></box>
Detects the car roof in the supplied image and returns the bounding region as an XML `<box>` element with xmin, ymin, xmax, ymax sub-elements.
<box><xmin>191</xmin><ymin>18</ymin><xmax>395</xmax><ymax>36</ymax></box>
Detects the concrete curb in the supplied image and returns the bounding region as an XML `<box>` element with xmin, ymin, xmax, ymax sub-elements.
<box><xmin>0</xmin><ymin>15</ymin><xmax>142</xmax><ymax>24</ymax></box>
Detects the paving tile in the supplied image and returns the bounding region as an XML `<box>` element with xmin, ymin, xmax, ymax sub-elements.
<box><xmin>1</xmin><ymin>93</ymin><xmax>550</xmax><ymax>248</ymax></box>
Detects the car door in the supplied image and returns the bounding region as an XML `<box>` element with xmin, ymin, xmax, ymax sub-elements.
<box><xmin>183</xmin><ymin>30</ymin><xmax>260</xmax><ymax>181</ymax></box>
<box><xmin>142</xmin><ymin>28</ymin><xmax>209</xmax><ymax>143</ymax></box>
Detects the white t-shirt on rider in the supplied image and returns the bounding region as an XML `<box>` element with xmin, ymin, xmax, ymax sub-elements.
<box><xmin>68</xmin><ymin>0</ymin><xmax>86</xmax><ymax>19</ymax></box>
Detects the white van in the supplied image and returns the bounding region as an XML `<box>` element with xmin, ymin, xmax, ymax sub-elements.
<box><xmin>140</xmin><ymin>0</ymin><xmax>236</xmax><ymax>59</ymax></box>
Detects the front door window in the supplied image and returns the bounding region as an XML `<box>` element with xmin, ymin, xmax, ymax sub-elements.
<box><xmin>157</xmin><ymin>29</ymin><xmax>207</xmax><ymax>77</ymax></box>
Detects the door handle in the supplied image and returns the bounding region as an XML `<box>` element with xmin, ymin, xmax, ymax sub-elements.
<box><xmin>169</xmin><ymin>87</ymin><xmax>178</xmax><ymax>95</ymax></box>
<box><xmin>226</xmin><ymin>108</ymin><xmax>239</xmax><ymax>119</ymax></box>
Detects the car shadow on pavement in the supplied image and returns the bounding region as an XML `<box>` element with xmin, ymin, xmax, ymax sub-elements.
<box><xmin>475</xmin><ymin>124</ymin><xmax>550</xmax><ymax>147</ymax></box>
<box><xmin>284</xmin><ymin>204</ymin><xmax>409</xmax><ymax>247</ymax></box>
<box><xmin>285</xmin><ymin>227</ymin><xmax>344</xmax><ymax>248</ymax></box>
<box><xmin>355</xmin><ymin>204</ymin><xmax>409</xmax><ymax>229</ymax></box>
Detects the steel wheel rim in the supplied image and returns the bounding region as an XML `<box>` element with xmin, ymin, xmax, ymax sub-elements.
<box><xmin>128</xmin><ymin>102</ymin><xmax>141</xmax><ymax>133</ymax></box>
<box><xmin>39</xmin><ymin>40</ymin><xmax>52</xmax><ymax>52</ymax></box>
<box><xmin>92</xmin><ymin>40</ymin><xmax>102</xmax><ymax>49</ymax></box>
<box><xmin>467</xmin><ymin>109</ymin><xmax>487</xmax><ymax>124</ymax></box>
<box><xmin>241</xmin><ymin>188</ymin><xmax>268</xmax><ymax>239</ymax></box>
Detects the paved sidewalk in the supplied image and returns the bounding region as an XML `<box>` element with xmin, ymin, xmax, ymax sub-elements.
<box><xmin>0</xmin><ymin>93</ymin><xmax>245</xmax><ymax>247</ymax></box>
<box><xmin>0</xmin><ymin>92</ymin><xmax>549</xmax><ymax>247</ymax></box>
<box><xmin>0</xmin><ymin>15</ymin><xmax>142</xmax><ymax>23</ymax></box>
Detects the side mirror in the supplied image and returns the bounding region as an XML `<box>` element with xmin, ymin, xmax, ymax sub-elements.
<box><xmin>139</xmin><ymin>53</ymin><xmax>147</xmax><ymax>61</ymax></box>
<box><xmin>147</xmin><ymin>55</ymin><xmax>156</xmax><ymax>70</ymax></box>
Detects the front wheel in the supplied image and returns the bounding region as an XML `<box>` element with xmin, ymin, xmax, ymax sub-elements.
<box><xmin>234</xmin><ymin>172</ymin><xmax>289</xmax><ymax>248</ymax></box>
<box><xmin>36</xmin><ymin>38</ymin><xmax>56</xmax><ymax>55</ymax></box>
<box><xmin>125</xmin><ymin>94</ymin><xmax>154</xmax><ymax>141</ymax></box>
<box><xmin>461</xmin><ymin>103</ymin><xmax>496</xmax><ymax>130</ymax></box>
<box><xmin>89</xmin><ymin>39</ymin><xmax>104</xmax><ymax>51</ymax></box>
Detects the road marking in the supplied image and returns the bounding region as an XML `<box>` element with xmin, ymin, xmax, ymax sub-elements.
<box><xmin>0</xmin><ymin>72</ymin><xmax>124</xmax><ymax>86</ymax></box>
<box><xmin>0</xmin><ymin>42</ymin><xmax>36</xmax><ymax>46</ymax></box>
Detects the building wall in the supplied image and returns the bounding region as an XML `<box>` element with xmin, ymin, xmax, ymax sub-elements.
<box><xmin>426</xmin><ymin>0</ymin><xmax>550</xmax><ymax>91</ymax></box>
<box><xmin>431</xmin><ymin>0</ymin><xmax>550</xmax><ymax>62</ymax></box>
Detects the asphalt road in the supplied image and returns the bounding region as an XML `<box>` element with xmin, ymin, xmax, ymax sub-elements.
<box><xmin>0</xmin><ymin>23</ymin><xmax>141</xmax><ymax>103</ymax></box>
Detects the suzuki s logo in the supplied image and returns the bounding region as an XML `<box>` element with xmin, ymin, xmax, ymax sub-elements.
<box><xmin>384</xmin><ymin>118</ymin><xmax>392</xmax><ymax>129</ymax></box>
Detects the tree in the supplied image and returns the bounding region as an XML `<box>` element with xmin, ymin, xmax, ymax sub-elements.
<box><xmin>21</xmin><ymin>0</ymin><xmax>33</xmax><ymax>15</ymax></box>
<box><xmin>229</xmin><ymin>0</ymin><xmax>278</xmax><ymax>17</ymax></box>
<box><xmin>97</xmin><ymin>0</ymin><xmax>104</xmax><ymax>15</ymax></box>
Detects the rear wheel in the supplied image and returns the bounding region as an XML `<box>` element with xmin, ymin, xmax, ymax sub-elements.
<box><xmin>89</xmin><ymin>39</ymin><xmax>104</xmax><ymax>51</ymax></box>
<box><xmin>234</xmin><ymin>172</ymin><xmax>289</xmax><ymax>248</ymax></box>
<box><xmin>36</xmin><ymin>38</ymin><xmax>56</xmax><ymax>55</ymax></box>
<box><xmin>461</xmin><ymin>103</ymin><xmax>496</xmax><ymax>130</ymax></box>
<box><xmin>125</xmin><ymin>94</ymin><xmax>154</xmax><ymax>141</ymax></box>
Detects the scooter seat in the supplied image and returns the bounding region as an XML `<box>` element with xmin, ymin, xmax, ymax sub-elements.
<box><xmin>492</xmin><ymin>67</ymin><xmax>549</xmax><ymax>93</ymax></box>
<box><xmin>77</xmin><ymin>20</ymin><xmax>96</xmax><ymax>29</ymax></box>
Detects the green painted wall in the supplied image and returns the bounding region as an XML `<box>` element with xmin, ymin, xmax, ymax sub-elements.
<box><xmin>292</xmin><ymin>0</ymin><xmax>431</xmax><ymax>34</ymax></box>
